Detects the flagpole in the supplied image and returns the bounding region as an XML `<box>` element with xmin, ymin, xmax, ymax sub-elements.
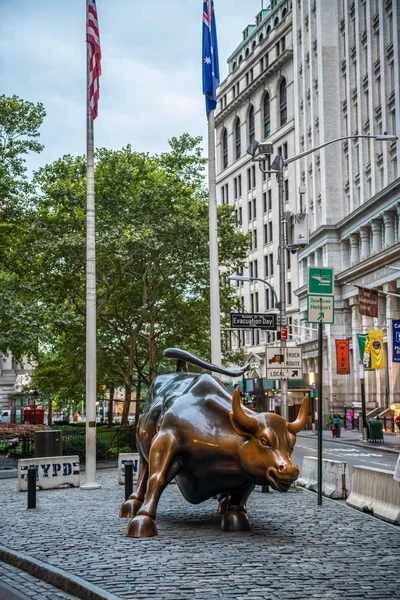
<box><xmin>81</xmin><ymin>4</ymin><xmax>100</xmax><ymax>489</ymax></box>
<box><xmin>208</xmin><ymin>109</ymin><xmax>222</xmax><ymax>370</ymax></box>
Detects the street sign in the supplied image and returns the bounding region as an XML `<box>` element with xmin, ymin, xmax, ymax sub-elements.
<box><xmin>230</xmin><ymin>313</ymin><xmax>277</xmax><ymax>330</ymax></box>
<box><xmin>307</xmin><ymin>295</ymin><xmax>335</xmax><ymax>324</ymax></box>
<box><xmin>308</xmin><ymin>267</ymin><xmax>334</xmax><ymax>295</ymax></box>
<box><xmin>266</xmin><ymin>347</ymin><xmax>303</xmax><ymax>380</ymax></box>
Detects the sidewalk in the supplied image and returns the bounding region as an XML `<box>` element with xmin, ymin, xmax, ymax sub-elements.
<box><xmin>0</xmin><ymin>468</ymin><xmax>399</xmax><ymax>600</ymax></box>
<box><xmin>298</xmin><ymin>427</ymin><xmax>400</xmax><ymax>454</ymax></box>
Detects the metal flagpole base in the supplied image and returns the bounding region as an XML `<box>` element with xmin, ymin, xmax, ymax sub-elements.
<box><xmin>80</xmin><ymin>482</ymin><xmax>102</xmax><ymax>490</ymax></box>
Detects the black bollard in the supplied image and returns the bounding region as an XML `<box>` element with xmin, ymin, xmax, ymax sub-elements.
<box><xmin>27</xmin><ymin>465</ymin><xmax>37</xmax><ymax>509</ymax></box>
<box><xmin>124</xmin><ymin>460</ymin><xmax>133</xmax><ymax>501</ymax></box>
<box><xmin>261</xmin><ymin>485</ymin><xmax>270</xmax><ymax>493</ymax></box>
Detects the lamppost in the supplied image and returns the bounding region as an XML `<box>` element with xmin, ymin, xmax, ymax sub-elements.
<box><xmin>247</xmin><ymin>133</ymin><xmax>397</xmax><ymax>425</ymax></box>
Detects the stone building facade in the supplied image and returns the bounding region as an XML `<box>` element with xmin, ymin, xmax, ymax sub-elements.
<box><xmin>216</xmin><ymin>0</ymin><xmax>400</xmax><ymax>418</ymax></box>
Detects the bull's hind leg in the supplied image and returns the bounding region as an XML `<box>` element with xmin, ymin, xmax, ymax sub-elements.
<box><xmin>126</xmin><ymin>432</ymin><xmax>179</xmax><ymax>538</ymax></box>
<box><xmin>221</xmin><ymin>484</ymin><xmax>254</xmax><ymax>532</ymax></box>
<box><xmin>120</xmin><ymin>460</ymin><xmax>148</xmax><ymax>518</ymax></box>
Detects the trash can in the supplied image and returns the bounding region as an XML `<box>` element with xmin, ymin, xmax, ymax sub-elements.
<box><xmin>367</xmin><ymin>419</ymin><xmax>384</xmax><ymax>443</ymax></box>
<box><xmin>34</xmin><ymin>430</ymin><xmax>63</xmax><ymax>457</ymax></box>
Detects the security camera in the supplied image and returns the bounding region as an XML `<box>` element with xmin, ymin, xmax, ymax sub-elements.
<box><xmin>290</xmin><ymin>249</ymin><xmax>297</xmax><ymax>254</ymax></box>
<box><xmin>300</xmin><ymin>244</ymin><xmax>307</xmax><ymax>249</ymax></box>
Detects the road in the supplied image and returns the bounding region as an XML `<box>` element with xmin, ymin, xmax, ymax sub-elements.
<box><xmin>0</xmin><ymin>561</ymin><xmax>79</xmax><ymax>600</ymax></box>
<box><xmin>292</xmin><ymin>435</ymin><xmax>398</xmax><ymax>475</ymax></box>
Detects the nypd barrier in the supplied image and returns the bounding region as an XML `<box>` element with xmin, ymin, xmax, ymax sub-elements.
<box><xmin>346</xmin><ymin>466</ymin><xmax>400</xmax><ymax>524</ymax></box>
<box><xmin>301</xmin><ymin>456</ymin><xmax>350</xmax><ymax>499</ymax></box>
<box><xmin>18</xmin><ymin>456</ymin><xmax>80</xmax><ymax>491</ymax></box>
<box><xmin>118</xmin><ymin>453</ymin><xmax>140</xmax><ymax>485</ymax></box>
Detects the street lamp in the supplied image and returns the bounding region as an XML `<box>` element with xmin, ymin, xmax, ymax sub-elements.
<box><xmin>228</xmin><ymin>275</ymin><xmax>279</xmax><ymax>307</ymax></box>
<box><xmin>247</xmin><ymin>132</ymin><xmax>398</xmax><ymax>424</ymax></box>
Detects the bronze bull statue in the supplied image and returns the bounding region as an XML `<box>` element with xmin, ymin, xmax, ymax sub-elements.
<box><xmin>120</xmin><ymin>348</ymin><xmax>308</xmax><ymax>537</ymax></box>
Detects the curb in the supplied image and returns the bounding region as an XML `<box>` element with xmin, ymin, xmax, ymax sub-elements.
<box><xmin>0</xmin><ymin>545</ymin><xmax>121</xmax><ymax>600</ymax></box>
<box><xmin>297</xmin><ymin>433</ymin><xmax>399</xmax><ymax>454</ymax></box>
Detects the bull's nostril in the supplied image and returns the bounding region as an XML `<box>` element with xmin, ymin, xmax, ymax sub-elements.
<box><xmin>278</xmin><ymin>464</ymin><xmax>285</xmax><ymax>472</ymax></box>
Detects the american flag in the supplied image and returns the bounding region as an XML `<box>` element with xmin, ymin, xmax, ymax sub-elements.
<box><xmin>87</xmin><ymin>0</ymin><xmax>102</xmax><ymax>120</ymax></box>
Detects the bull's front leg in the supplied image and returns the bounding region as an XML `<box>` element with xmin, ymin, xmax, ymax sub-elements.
<box><xmin>220</xmin><ymin>484</ymin><xmax>254</xmax><ymax>532</ymax></box>
<box><xmin>120</xmin><ymin>459</ymin><xmax>148</xmax><ymax>518</ymax></box>
<box><xmin>126</xmin><ymin>432</ymin><xmax>179</xmax><ymax>538</ymax></box>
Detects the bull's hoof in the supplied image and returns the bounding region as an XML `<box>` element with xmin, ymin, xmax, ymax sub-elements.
<box><xmin>126</xmin><ymin>515</ymin><xmax>158</xmax><ymax>538</ymax></box>
<box><xmin>221</xmin><ymin>510</ymin><xmax>250</xmax><ymax>532</ymax></box>
<box><xmin>120</xmin><ymin>498</ymin><xmax>142</xmax><ymax>519</ymax></box>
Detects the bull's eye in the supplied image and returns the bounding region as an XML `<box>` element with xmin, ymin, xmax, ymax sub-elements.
<box><xmin>259</xmin><ymin>436</ymin><xmax>270</xmax><ymax>447</ymax></box>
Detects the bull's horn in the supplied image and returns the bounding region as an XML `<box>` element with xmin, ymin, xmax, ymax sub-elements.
<box><xmin>231</xmin><ymin>386</ymin><xmax>258</xmax><ymax>433</ymax></box>
<box><xmin>287</xmin><ymin>393</ymin><xmax>309</xmax><ymax>435</ymax></box>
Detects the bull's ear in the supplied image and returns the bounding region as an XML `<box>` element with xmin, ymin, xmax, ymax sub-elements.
<box><xmin>287</xmin><ymin>393</ymin><xmax>309</xmax><ymax>435</ymax></box>
<box><xmin>229</xmin><ymin>412</ymin><xmax>254</xmax><ymax>438</ymax></box>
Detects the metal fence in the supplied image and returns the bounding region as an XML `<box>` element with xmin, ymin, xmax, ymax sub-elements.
<box><xmin>0</xmin><ymin>426</ymin><xmax>136</xmax><ymax>460</ymax></box>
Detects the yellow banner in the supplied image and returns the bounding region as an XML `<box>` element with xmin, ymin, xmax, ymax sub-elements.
<box><xmin>368</xmin><ymin>330</ymin><xmax>385</xmax><ymax>369</ymax></box>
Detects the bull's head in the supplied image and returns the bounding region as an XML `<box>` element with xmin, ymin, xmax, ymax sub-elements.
<box><xmin>229</xmin><ymin>387</ymin><xmax>308</xmax><ymax>491</ymax></box>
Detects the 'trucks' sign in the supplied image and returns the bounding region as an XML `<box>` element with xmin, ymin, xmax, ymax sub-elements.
<box><xmin>18</xmin><ymin>456</ymin><xmax>80</xmax><ymax>491</ymax></box>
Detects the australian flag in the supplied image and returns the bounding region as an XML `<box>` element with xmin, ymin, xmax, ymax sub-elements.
<box><xmin>202</xmin><ymin>0</ymin><xmax>220</xmax><ymax>116</ymax></box>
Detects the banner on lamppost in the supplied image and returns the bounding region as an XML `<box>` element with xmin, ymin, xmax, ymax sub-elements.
<box><xmin>368</xmin><ymin>329</ymin><xmax>385</xmax><ymax>369</ymax></box>
<box><xmin>357</xmin><ymin>333</ymin><xmax>372</xmax><ymax>370</ymax></box>
<box><xmin>357</xmin><ymin>286</ymin><xmax>378</xmax><ymax>318</ymax></box>
<box><xmin>392</xmin><ymin>319</ymin><xmax>400</xmax><ymax>362</ymax></box>
<box><xmin>335</xmin><ymin>339</ymin><xmax>350</xmax><ymax>374</ymax></box>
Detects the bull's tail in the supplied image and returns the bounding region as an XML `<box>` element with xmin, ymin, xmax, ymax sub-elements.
<box><xmin>163</xmin><ymin>348</ymin><xmax>249</xmax><ymax>378</ymax></box>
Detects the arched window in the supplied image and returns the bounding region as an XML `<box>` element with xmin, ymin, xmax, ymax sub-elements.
<box><xmin>282</xmin><ymin>8</ymin><xmax>288</xmax><ymax>19</ymax></box>
<box><xmin>266</xmin><ymin>25</ymin><xmax>271</xmax><ymax>35</ymax></box>
<box><xmin>263</xmin><ymin>93</ymin><xmax>271</xmax><ymax>138</ymax></box>
<box><xmin>245</xmin><ymin>48</ymin><xmax>250</xmax><ymax>58</ymax></box>
<box><xmin>259</xmin><ymin>33</ymin><xmax>264</xmax><ymax>42</ymax></box>
<box><xmin>222</xmin><ymin>129</ymin><xmax>228</xmax><ymax>169</ymax></box>
<box><xmin>248</xmin><ymin>105</ymin><xmax>255</xmax><ymax>146</ymax></box>
<box><xmin>274</xmin><ymin>17</ymin><xmax>279</xmax><ymax>27</ymax></box>
<box><xmin>252</xmin><ymin>40</ymin><xmax>257</xmax><ymax>51</ymax></box>
<box><xmin>239</xmin><ymin>54</ymin><xmax>243</xmax><ymax>64</ymax></box>
<box><xmin>232</xmin><ymin>61</ymin><xmax>237</xmax><ymax>71</ymax></box>
<box><xmin>279</xmin><ymin>78</ymin><xmax>287</xmax><ymax>125</ymax></box>
<box><xmin>235</xmin><ymin>118</ymin><xmax>241</xmax><ymax>160</ymax></box>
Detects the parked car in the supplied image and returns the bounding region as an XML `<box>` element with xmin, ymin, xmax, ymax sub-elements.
<box><xmin>0</xmin><ymin>409</ymin><xmax>11</xmax><ymax>423</ymax></box>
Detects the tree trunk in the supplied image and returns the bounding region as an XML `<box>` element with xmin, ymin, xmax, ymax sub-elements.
<box><xmin>148</xmin><ymin>307</ymin><xmax>157</xmax><ymax>383</ymax></box>
<box><xmin>133</xmin><ymin>379</ymin><xmax>142</xmax><ymax>450</ymax></box>
<box><xmin>121</xmin><ymin>380</ymin><xmax>131</xmax><ymax>426</ymax></box>
<box><xmin>107</xmin><ymin>383</ymin><xmax>115</xmax><ymax>426</ymax></box>
<box><xmin>48</xmin><ymin>397</ymin><xmax>52</xmax><ymax>427</ymax></box>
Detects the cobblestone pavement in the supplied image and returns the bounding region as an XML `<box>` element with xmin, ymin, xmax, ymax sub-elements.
<box><xmin>0</xmin><ymin>560</ymin><xmax>79</xmax><ymax>599</ymax></box>
<box><xmin>0</xmin><ymin>469</ymin><xmax>399</xmax><ymax>600</ymax></box>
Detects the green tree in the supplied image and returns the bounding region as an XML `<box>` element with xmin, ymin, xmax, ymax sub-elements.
<box><xmin>4</xmin><ymin>135</ymin><xmax>250</xmax><ymax>423</ymax></box>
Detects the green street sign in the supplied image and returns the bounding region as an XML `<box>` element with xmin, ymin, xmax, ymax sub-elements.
<box><xmin>308</xmin><ymin>267</ymin><xmax>334</xmax><ymax>295</ymax></box>
<box><xmin>307</xmin><ymin>294</ymin><xmax>335</xmax><ymax>324</ymax></box>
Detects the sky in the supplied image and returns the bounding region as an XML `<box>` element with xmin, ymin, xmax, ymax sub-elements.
<box><xmin>0</xmin><ymin>0</ymin><xmax>265</xmax><ymax>174</ymax></box>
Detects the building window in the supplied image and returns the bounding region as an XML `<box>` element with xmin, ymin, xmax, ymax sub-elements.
<box><xmin>252</xmin><ymin>165</ymin><xmax>256</xmax><ymax>188</ymax></box>
<box><xmin>222</xmin><ymin>128</ymin><xmax>228</xmax><ymax>169</ymax></box>
<box><xmin>254</xmin><ymin>261</ymin><xmax>258</xmax><ymax>278</ymax></box>
<box><xmin>265</xmin><ymin>288</ymin><xmax>270</xmax><ymax>309</ymax></box>
<box><xmin>264</xmin><ymin>255</ymin><xmax>269</xmax><ymax>277</ymax></box>
<box><xmin>287</xmin><ymin>249</ymin><xmax>291</xmax><ymax>270</ymax></box>
<box><xmin>268</xmin><ymin>189</ymin><xmax>272</xmax><ymax>210</ymax></box>
<box><xmin>279</xmin><ymin>78</ymin><xmax>287</xmax><ymax>125</ymax></box>
<box><xmin>269</xmin><ymin>253</ymin><xmax>274</xmax><ymax>276</ymax></box>
<box><xmin>235</xmin><ymin>118</ymin><xmax>241</xmax><ymax>160</ymax></box>
<box><xmin>249</xmin><ymin>105</ymin><xmax>255</xmax><ymax>145</ymax></box>
<box><xmin>252</xmin><ymin>197</ymin><xmax>257</xmax><ymax>218</ymax></box>
<box><xmin>253</xmin><ymin>229</ymin><xmax>258</xmax><ymax>249</ymax></box>
<box><xmin>269</xmin><ymin>221</ymin><xmax>273</xmax><ymax>242</ymax></box>
<box><xmin>248</xmin><ymin>200</ymin><xmax>252</xmax><ymax>221</ymax></box>
<box><xmin>284</xmin><ymin>179</ymin><xmax>289</xmax><ymax>203</ymax></box>
<box><xmin>263</xmin><ymin>192</ymin><xmax>267</xmax><ymax>213</ymax></box>
<box><xmin>264</xmin><ymin>93</ymin><xmax>271</xmax><ymax>137</ymax></box>
<box><xmin>287</xmin><ymin>281</ymin><xmax>292</xmax><ymax>305</ymax></box>
<box><xmin>264</xmin><ymin>223</ymin><xmax>268</xmax><ymax>244</ymax></box>
<box><xmin>247</xmin><ymin>168</ymin><xmax>251</xmax><ymax>191</ymax></box>
<box><xmin>238</xmin><ymin>174</ymin><xmax>242</xmax><ymax>197</ymax></box>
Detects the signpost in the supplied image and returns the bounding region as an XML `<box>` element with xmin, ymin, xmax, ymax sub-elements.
<box><xmin>230</xmin><ymin>313</ymin><xmax>277</xmax><ymax>330</ymax></box>
<box><xmin>266</xmin><ymin>347</ymin><xmax>303</xmax><ymax>380</ymax></box>
<box><xmin>307</xmin><ymin>267</ymin><xmax>334</xmax><ymax>507</ymax></box>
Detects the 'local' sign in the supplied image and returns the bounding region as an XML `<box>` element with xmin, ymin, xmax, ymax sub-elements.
<box><xmin>266</xmin><ymin>347</ymin><xmax>303</xmax><ymax>379</ymax></box>
<box><xmin>307</xmin><ymin>294</ymin><xmax>335</xmax><ymax>324</ymax></box>
<box><xmin>18</xmin><ymin>456</ymin><xmax>80</xmax><ymax>491</ymax></box>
